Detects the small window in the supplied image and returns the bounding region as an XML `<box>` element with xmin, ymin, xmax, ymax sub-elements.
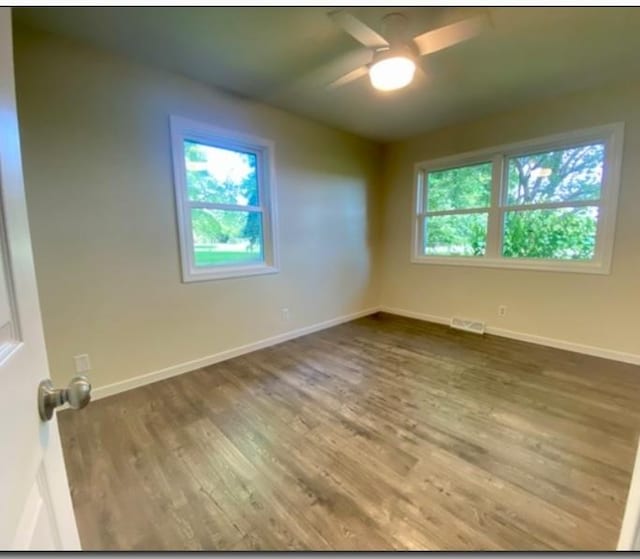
<box><xmin>413</xmin><ymin>124</ymin><xmax>624</xmax><ymax>274</ymax></box>
<box><xmin>170</xmin><ymin>117</ymin><xmax>278</xmax><ymax>282</ymax></box>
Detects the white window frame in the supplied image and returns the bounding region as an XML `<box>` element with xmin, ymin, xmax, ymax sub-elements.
<box><xmin>170</xmin><ymin>116</ymin><xmax>279</xmax><ymax>282</ymax></box>
<box><xmin>412</xmin><ymin>123</ymin><xmax>624</xmax><ymax>274</ymax></box>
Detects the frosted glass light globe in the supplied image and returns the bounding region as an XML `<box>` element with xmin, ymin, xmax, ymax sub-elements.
<box><xmin>369</xmin><ymin>56</ymin><xmax>416</xmax><ymax>91</ymax></box>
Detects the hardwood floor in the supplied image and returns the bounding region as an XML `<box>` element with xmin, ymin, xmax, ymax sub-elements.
<box><xmin>58</xmin><ymin>312</ymin><xmax>640</xmax><ymax>550</ymax></box>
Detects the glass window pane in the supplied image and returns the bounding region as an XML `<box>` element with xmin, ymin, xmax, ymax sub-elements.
<box><xmin>191</xmin><ymin>208</ymin><xmax>263</xmax><ymax>267</ymax></box>
<box><xmin>426</xmin><ymin>162</ymin><xmax>492</xmax><ymax>211</ymax></box>
<box><xmin>424</xmin><ymin>213</ymin><xmax>488</xmax><ymax>256</ymax></box>
<box><xmin>506</xmin><ymin>143</ymin><xmax>604</xmax><ymax>206</ymax></box>
<box><xmin>503</xmin><ymin>206</ymin><xmax>598</xmax><ymax>260</ymax></box>
<box><xmin>184</xmin><ymin>140</ymin><xmax>259</xmax><ymax>206</ymax></box>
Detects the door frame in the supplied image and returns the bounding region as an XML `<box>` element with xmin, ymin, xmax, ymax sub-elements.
<box><xmin>619</xmin><ymin>436</ymin><xmax>640</xmax><ymax>550</ymax></box>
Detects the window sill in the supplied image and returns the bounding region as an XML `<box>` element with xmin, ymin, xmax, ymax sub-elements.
<box><xmin>410</xmin><ymin>255</ymin><xmax>610</xmax><ymax>275</ymax></box>
<box><xmin>183</xmin><ymin>264</ymin><xmax>279</xmax><ymax>283</ymax></box>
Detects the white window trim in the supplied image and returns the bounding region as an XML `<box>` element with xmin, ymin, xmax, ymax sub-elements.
<box><xmin>170</xmin><ymin>116</ymin><xmax>279</xmax><ymax>282</ymax></box>
<box><xmin>411</xmin><ymin>122</ymin><xmax>625</xmax><ymax>274</ymax></box>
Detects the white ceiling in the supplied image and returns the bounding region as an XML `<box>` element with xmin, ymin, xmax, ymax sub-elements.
<box><xmin>14</xmin><ymin>7</ymin><xmax>640</xmax><ymax>142</ymax></box>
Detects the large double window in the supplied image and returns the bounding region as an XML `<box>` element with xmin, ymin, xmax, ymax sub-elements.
<box><xmin>170</xmin><ymin>116</ymin><xmax>278</xmax><ymax>282</ymax></box>
<box><xmin>413</xmin><ymin>123</ymin><xmax>624</xmax><ymax>273</ymax></box>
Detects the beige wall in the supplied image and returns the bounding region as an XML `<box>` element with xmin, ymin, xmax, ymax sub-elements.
<box><xmin>13</xmin><ymin>27</ymin><xmax>383</xmax><ymax>389</ymax></box>
<box><xmin>380</xmin><ymin>78</ymin><xmax>640</xmax><ymax>358</ymax></box>
<box><xmin>13</xmin><ymin>26</ymin><xmax>640</xmax><ymax>394</ymax></box>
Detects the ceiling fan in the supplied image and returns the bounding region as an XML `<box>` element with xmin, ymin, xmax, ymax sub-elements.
<box><xmin>326</xmin><ymin>9</ymin><xmax>491</xmax><ymax>92</ymax></box>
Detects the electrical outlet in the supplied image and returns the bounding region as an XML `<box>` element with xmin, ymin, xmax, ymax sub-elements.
<box><xmin>281</xmin><ymin>307</ymin><xmax>290</xmax><ymax>321</ymax></box>
<box><xmin>74</xmin><ymin>353</ymin><xmax>91</xmax><ymax>373</ymax></box>
<box><xmin>498</xmin><ymin>305</ymin><xmax>507</xmax><ymax>318</ymax></box>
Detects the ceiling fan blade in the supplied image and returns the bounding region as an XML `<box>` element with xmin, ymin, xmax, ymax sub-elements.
<box><xmin>327</xmin><ymin>66</ymin><xmax>369</xmax><ymax>90</ymax></box>
<box><xmin>328</xmin><ymin>10</ymin><xmax>389</xmax><ymax>49</ymax></box>
<box><xmin>264</xmin><ymin>48</ymin><xmax>372</xmax><ymax>102</ymax></box>
<box><xmin>413</xmin><ymin>14</ymin><xmax>490</xmax><ymax>57</ymax></box>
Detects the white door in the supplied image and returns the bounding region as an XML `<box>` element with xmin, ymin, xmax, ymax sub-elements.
<box><xmin>619</xmin><ymin>437</ymin><xmax>640</xmax><ymax>550</ymax></box>
<box><xmin>0</xmin><ymin>8</ymin><xmax>81</xmax><ymax>550</ymax></box>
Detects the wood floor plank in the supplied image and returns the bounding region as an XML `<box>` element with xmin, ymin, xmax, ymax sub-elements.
<box><xmin>58</xmin><ymin>312</ymin><xmax>640</xmax><ymax>550</ymax></box>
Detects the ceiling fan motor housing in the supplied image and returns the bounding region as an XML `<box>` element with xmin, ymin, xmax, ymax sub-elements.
<box><xmin>371</xmin><ymin>43</ymin><xmax>418</xmax><ymax>67</ymax></box>
<box><xmin>381</xmin><ymin>12</ymin><xmax>411</xmax><ymax>46</ymax></box>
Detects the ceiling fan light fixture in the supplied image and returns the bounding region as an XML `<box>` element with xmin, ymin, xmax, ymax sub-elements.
<box><xmin>369</xmin><ymin>55</ymin><xmax>416</xmax><ymax>92</ymax></box>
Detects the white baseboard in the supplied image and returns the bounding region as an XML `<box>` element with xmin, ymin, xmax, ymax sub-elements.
<box><xmin>380</xmin><ymin>305</ymin><xmax>640</xmax><ymax>366</ymax></box>
<box><xmin>92</xmin><ymin>306</ymin><xmax>381</xmax><ymax>401</ymax></box>
<box><xmin>93</xmin><ymin>303</ymin><xmax>639</xmax><ymax>401</ymax></box>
